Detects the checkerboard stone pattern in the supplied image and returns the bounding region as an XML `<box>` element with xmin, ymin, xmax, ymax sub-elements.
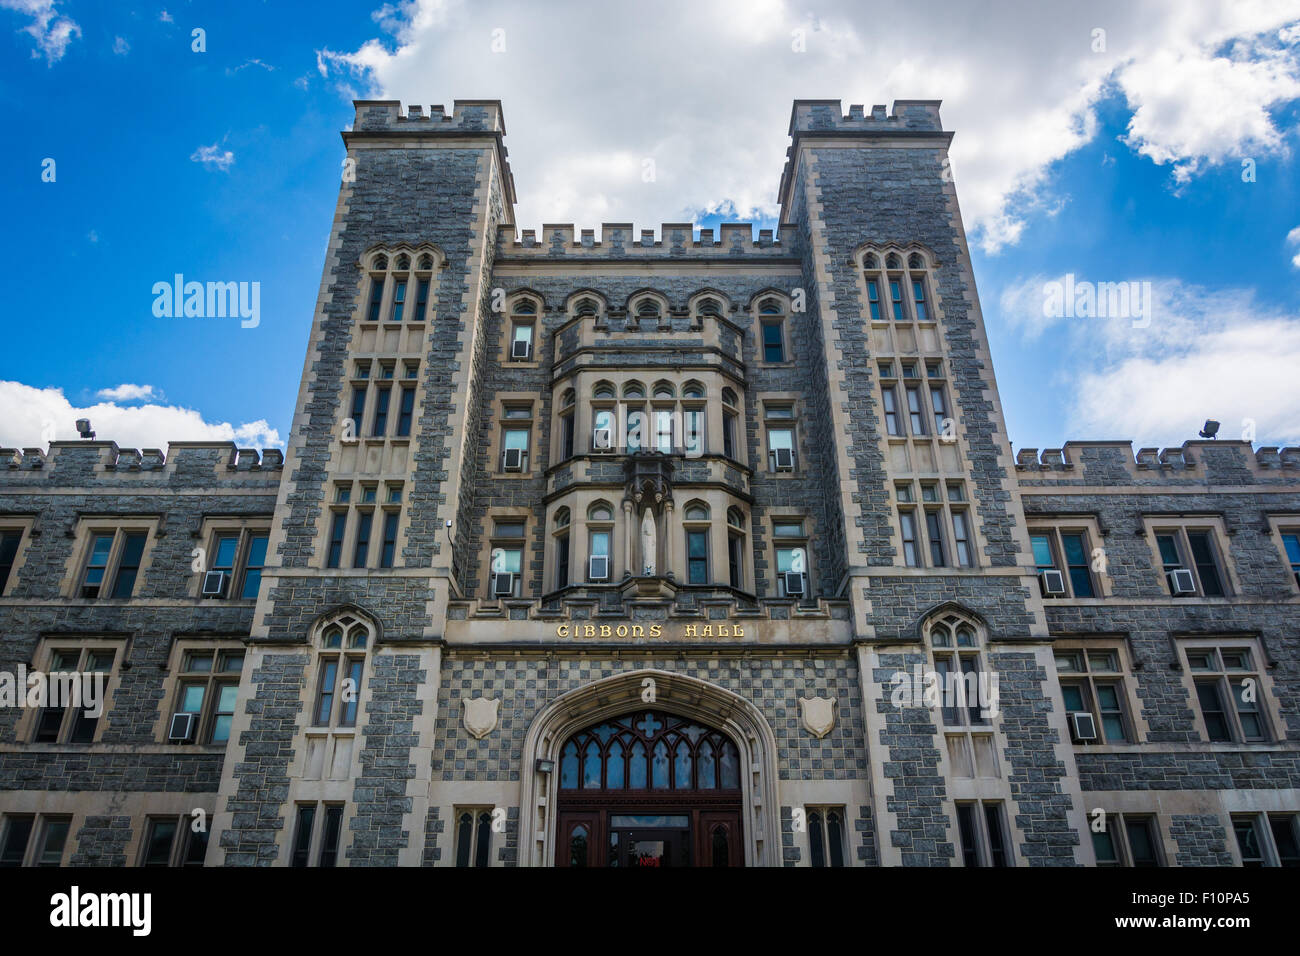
<box><xmin>433</xmin><ymin>655</ymin><xmax>868</xmax><ymax>782</ymax></box>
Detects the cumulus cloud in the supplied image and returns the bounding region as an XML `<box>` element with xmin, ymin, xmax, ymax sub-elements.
<box><xmin>999</xmin><ymin>275</ymin><xmax>1300</xmax><ymax>447</ymax></box>
<box><xmin>1288</xmin><ymin>225</ymin><xmax>1300</xmax><ymax>268</ymax></box>
<box><xmin>112</xmin><ymin>35</ymin><xmax>129</xmax><ymax>55</ymax></box>
<box><xmin>96</xmin><ymin>383</ymin><xmax>159</xmax><ymax>403</ymax></box>
<box><xmin>190</xmin><ymin>143</ymin><xmax>235</xmax><ymax>171</ymax></box>
<box><xmin>311</xmin><ymin>0</ymin><xmax>1300</xmax><ymax>253</ymax></box>
<box><xmin>1</xmin><ymin>0</ymin><xmax>80</xmax><ymax>63</ymax></box>
<box><xmin>0</xmin><ymin>381</ymin><xmax>282</xmax><ymax>450</ymax></box>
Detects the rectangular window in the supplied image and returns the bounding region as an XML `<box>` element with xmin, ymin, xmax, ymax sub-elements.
<box><xmin>79</xmin><ymin>533</ymin><xmax>111</xmax><ymax>598</ymax></box>
<box><xmin>353</xmin><ymin>512</ymin><xmax>373</xmax><ymax>568</ymax></box>
<box><xmin>326</xmin><ymin>513</ymin><xmax>346</xmax><ymax>569</ymax></box>
<box><xmin>561</xmin><ymin>413</ymin><xmax>575</xmax><ymax>460</ymax></box>
<box><xmin>762</xmin><ymin>321</ymin><xmax>785</xmax><ymax>362</ymax></box>
<box><xmin>951</xmin><ymin>511</ymin><xmax>972</xmax><ymax>567</ymax></box>
<box><xmin>390</xmin><ymin>279</ymin><xmax>406</xmax><ymax>323</ymax></box>
<box><xmin>240</xmin><ymin>533</ymin><xmax>268</xmax><ymax>600</ymax></box>
<box><xmin>502</xmin><ymin>427</ymin><xmax>530</xmax><ymax>470</ymax></box>
<box><xmin>929</xmin><ymin>385</ymin><xmax>948</xmax><ymax>436</ymax></box>
<box><xmin>1186</xmin><ymin>531</ymin><xmax>1224</xmax><ymax>597</ymax></box>
<box><xmin>889</xmin><ymin>278</ymin><xmax>906</xmax><ymax>320</ymax></box>
<box><xmin>349</xmin><ymin>387</ymin><xmax>366</xmax><ymax>438</ymax></box>
<box><xmin>556</xmin><ymin>534</ymin><xmax>570</xmax><ymax>588</ymax></box>
<box><xmin>882</xmin><ymin>386</ymin><xmax>901</xmax><ymax>436</ymax></box>
<box><xmin>687</xmin><ymin>530</ymin><xmax>709</xmax><ymax>585</ymax></box>
<box><xmin>900</xmin><ymin>511</ymin><xmax>919</xmax><ymax>567</ymax></box>
<box><xmin>905</xmin><ymin>386</ymin><xmax>926</xmax><ymax>435</ymax></box>
<box><xmin>33</xmin><ymin>817</ymin><xmax>70</xmax><ymax>867</ymax></box>
<box><xmin>865</xmin><ymin>278</ymin><xmax>882</xmax><ymax>320</ymax></box>
<box><xmin>1156</xmin><ymin>527</ymin><xmax>1229</xmax><ymax>597</ymax></box>
<box><xmin>1031</xmin><ymin>528</ymin><xmax>1098</xmax><ymax>598</ymax></box>
<box><xmin>108</xmin><ymin>532</ymin><xmax>147</xmax><ymax>598</ymax></box>
<box><xmin>367</xmin><ymin>278</ymin><xmax>384</xmax><ymax>322</ymax></box>
<box><xmin>371</xmin><ymin>386</ymin><xmax>390</xmax><ymax>437</ymax></box>
<box><xmin>723</xmin><ymin>412</ymin><xmax>736</xmax><ymax>459</ymax></box>
<box><xmin>455</xmin><ymin>809</ymin><xmax>493</xmax><ymax>868</ymax></box>
<box><xmin>684</xmin><ymin>409</ymin><xmax>704</xmax><ymax>455</ymax></box>
<box><xmin>728</xmin><ymin>535</ymin><xmax>743</xmax><ymax>589</ymax></box>
<box><xmin>1124</xmin><ymin>816</ymin><xmax>1161</xmax><ymax>867</ymax></box>
<box><xmin>380</xmin><ymin>512</ymin><xmax>399</xmax><ymax>568</ymax></box>
<box><xmin>415</xmin><ymin>277</ymin><xmax>430</xmax><ymax>321</ymax></box>
<box><xmin>0</xmin><ymin>817</ymin><xmax>33</xmax><ymax>867</ymax></box>
<box><xmin>956</xmin><ymin>802</ymin><xmax>1010</xmax><ymax>867</ymax></box>
<box><xmin>33</xmin><ymin>646</ymin><xmax>115</xmax><ymax>744</ymax></box>
<box><xmin>0</xmin><ymin>530</ymin><xmax>22</xmax><ymax>593</ymax></box>
<box><xmin>1234</xmin><ymin>816</ymin><xmax>1266</xmax><ymax>867</ymax></box>
<box><xmin>173</xmin><ymin>647</ymin><xmax>244</xmax><ymax>744</ymax></box>
<box><xmin>395</xmin><ymin>387</ymin><xmax>415</xmax><ymax>437</ymax></box>
<box><xmin>510</xmin><ymin>322</ymin><xmax>534</xmax><ymax>361</ymax></box>
<box><xmin>925</xmin><ymin>511</ymin><xmax>946</xmax><ymax>567</ymax></box>
<box><xmin>1057</xmin><ymin>648</ymin><xmax>1132</xmax><ymax>744</ymax></box>
<box><xmin>1281</xmin><ymin>531</ymin><xmax>1300</xmax><ymax>587</ymax></box>
<box><xmin>911</xmin><ymin>276</ymin><xmax>929</xmax><ymax>321</ymax></box>
<box><xmin>142</xmin><ymin>817</ymin><xmax>179</xmax><ymax>866</ymax></box>
<box><xmin>767</xmin><ymin>427</ymin><xmax>795</xmax><ymax>471</ymax></box>
<box><xmin>807</xmin><ymin>808</ymin><xmax>846</xmax><ymax>868</ymax></box>
<box><xmin>1186</xmin><ymin>643</ymin><xmax>1270</xmax><ymax>743</ymax></box>
<box><xmin>291</xmin><ymin>805</ymin><xmax>316</xmax><ymax>867</ymax></box>
<box><xmin>776</xmin><ymin>545</ymin><xmax>808</xmax><ymax>597</ymax></box>
<box><xmin>318</xmin><ymin>805</ymin><xmax>343</xmax><ymax>866</ymax></box>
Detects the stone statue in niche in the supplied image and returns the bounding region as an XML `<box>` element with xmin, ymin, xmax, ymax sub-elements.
<box><xmin>641</xmin><ymin>508</ymin><xmax>657</xmax><ymax>576</ymax></box>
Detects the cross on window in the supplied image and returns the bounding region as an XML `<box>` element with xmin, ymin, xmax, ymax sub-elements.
<box><xmin>636</xmin><ymin>713</ymin><xmax>663</xmax><ymax>738</ymax></box>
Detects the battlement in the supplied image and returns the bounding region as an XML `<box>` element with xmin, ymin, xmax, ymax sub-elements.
<box><xmin>496</xmin><ymin>222</ymin><xmax>796</xmax><ymax>258</ymax></box>
<box><xmin>788</xmin><ymin>99</ymin><xmax>945</xmax><ymax>135</ymax></box>
<box><xmin>0</xmin><ymin>441</ymin><xmax>284</xmax><ymax>484</ymax></box>
<box><xmin>1015</xmin><ymin>439</ymin><xmax>1300</xmax><ymax>486</ymax></box>
<box><xmin>349</xmin><ymin>99</ymin><xmax>506</xmax><ymax>135</ymax></box>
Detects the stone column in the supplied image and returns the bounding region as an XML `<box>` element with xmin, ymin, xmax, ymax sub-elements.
<box><xmin>664</xmin><ymin>499</ymin><xmax>680</xmax><ymax>580</ymax></box>
<box><xmin>623</xmin><ymin>499</ymin><xmax>634</xmax><ymax>578</ymax></box>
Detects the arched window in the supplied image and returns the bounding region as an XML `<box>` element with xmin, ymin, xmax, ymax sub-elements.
<box><xmin>636</xmin><ymin>299</ymin><xmax>660</xmax><ymax>317</ymax></box>
<box><xmin>553</xmin><ymin>508</ymin><xmax>571</xmax><ymax>588</ymax></box>
<box><xmin>652</xmin><ymin>382</ymin><xmax>675</xmax><ymax>399</ymax></box>
<box><xmin>561</xmin><ymin>388</ymin><xmax>575</xmax><ymax>409</ymax></box>
<box><xmin>372</xmin><ymin>254</ymin><xmax>388</xmax><ymax>271</ymax></box>
<box><xmin>574</xmin><ymin>297</ymin><xmax>599</xmax><ymax>318</ymax></box>
<box><xmin>864</xmin><ymin>247</ymin><xmax>931</xmax><ymax>323</ymax></box>
<box><xmin>886</xmin><ymin>252</ymin><xmax>903</xmax><ymax>269</ymax></box>
<box><xmin>726</xmin><ymin>508</ymin><xmax>746</xmax><ymax>588</ymax></box>
<box><xmin>757</xmin><ymin>297</ymin><xmax>787</xmax><ymax>363</ymax></box>
<box><xmin>622</xmin><ymin>381</ymin><xmax>645</xmax><ymax>399</ymax></box>
<box><xmin>925</xmin><ymin>611</ymin><xmax>988</xmax><ymax>730</ymax></box>
<box><xmin>395</xmin><ymin>254</ymin><xmax>410</xmax><ymax>271</ymax></box>
<box><xmin>313</xmin><ymin>613</ymin><xmax>372</xmax><ymax>730</ymax></box>
<box><xmin>455</xmin><ymin>809</ymin><xmax>492</xmax><ymax>868</ymax></box>
<box><xmin>909</xmin><ymin>252</ymin><xmax>925</xmax><ymax>269</ymax></box>
<box><xmin>558</xmin><ymin>712</ymin><xmax>740</xmax><ymax>791</ymax></box>
<box><xmin>417</xmin><ymin>254</ymin><xmax>433</xmax><ymax>270</ymax></box>
<box><xmin>588</xmin><ymin>502</ymin><xmax>614</xmax><ymax>522</ymax></box>
<box><xmin>864</xmin><ymin>252</ymin><xmax>879</xmax><ymax>269</ymax></box>
<box><xmin>554</xmin><ymin>507</ymin><xmax>570</xmax><ymax>528</ymax></box>
<box><xmin>682</xmin><ymin>382</ymin><xmax>705</xmax><ymax>399</ymax></box>
<box><xmin>698</xmin><ymin>297</ymin><xmax>721</xmax><ymax>316</ymax></box>
<box><xmin>592</xmin><ymin>382</ymin><xmax>615</xmax><ymax>400</ymax></box>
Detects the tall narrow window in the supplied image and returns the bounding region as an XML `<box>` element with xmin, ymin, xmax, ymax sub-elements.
<box><xmin>556</xmin><ymin>533</ymin><xmax>570</xmax><ymax>588</ymax></box>
<box><xmin>925</xmin><ymin>511</ymin><xmax>946</xmax><ymax>567</ymax></box>
<box><xmin>396</xmin><ymin>386</ymin><xmax>414</xmax><ymax>437</ymax></box>
<box><xmin>930</xmin><ymin>385</ymin><xmax>949</xmax><ymax>436</ymax></box>
<box><xmin>882</xmin><ymin>386</ymin><xmax>901</xmax><ymax>436</ymax></box>
<box><xmin>81</xmin><ymin>533</ymin><xmax>113</xmax><ymax>598</ymax></box>
<box><xmin>1061</xmin><ymin>532</ymin><xmax>1094</xmax><ymax>597</ymax></box>
<box><xmin>951</xmin><ymin>511</ymin><xmax>972</xmax><ymax>567</ymax></box>
<box><xmin>367</xmin><ymin>278</ymin><xmax>384</xmax><ymax>322</ymax></box>
<box><xmin>380</xmin><ymin>512</ymin><xmax>399</xmax><ymax>568</ymax></box>
<box><xmin>723</xmin><ymin>412</ymin><xmax>737</xmax><ymax>459</ymax></box>
<box><xmin>687</xmin><ymin>530</ymin><xmax>709</xmax><ymax>584</ymax></box>
<box><xmin>728</xmin><ymin>534</ymin><xmax>743</xmax><ymax>588</ymax></box>
<box><xmin>240</xmin><ymin>533</ymin><xmax>268</xmax><ymax>599</ymax></box>
<box><xmin>326</xmin><ymin>513</ymin><xmax>346</xmax><ymax>569</ymax></box>
<box><xmin>372</xmin><ymin>387</ymin><xmax>390</xmax><ymax>437</ymax></box>
<box><xmin>906</xmin><ymin>387</ymin><xmax>926</xmax><ymax>436</ymax></box>
<box><xmin>291</xmin><ymin>805</ymin><xmax>316</xmax><ymax>867</ymax></box>
<box><xmin>900</xmin><ymin>511</ymin><xmax>919</xmax><ymax>567</ymax></box>
<box><xmin>762</xmin><ymin>321</ymin><xmax>785</xmax><ymax>362</ymax></box>
<box><xmin>414</xmin><ymin>277</ymin><xmax>430</xmax><ymax>321</ymax></box>
<box><xmin>390</xmin><ymin>279</ymin><xmax>406</xmax><ymax>322</ymax></box>
<box><xmin>889</xmin><ymin>278</ymin><xmax>906</xmax><ymax>320</ymax></box>
<box><xmin>866</xmin><ymin>278</ymin><xmax>882</xmax><ymax>320</ymax></box>
<box><xmin>1187</xmin><ymin>531</ymin><xmax>1224</xmax><ymax>597</ymax></box>
<box><xmin>352</xmin><ymin>512</ymin><xmax>372</xmax><ymax>568</ymax></box>
<box><xmin>349</xmin><ymin>387</ymin><xmax>366</xmax><ymax>438</ymax></box>
<box><xmin>110</xmin><ymin>532</ymin><xmax>147</xmax><ymax>598</ymax></box>
<box><xmin>912</xmin><ymin>275</ymin><xmax>929</xmax><ymax>321</ymax></box>
<box><xmin>0</xmin><ymin>530</ymin><xmax>21</xmax><ymax>593</ymax></box>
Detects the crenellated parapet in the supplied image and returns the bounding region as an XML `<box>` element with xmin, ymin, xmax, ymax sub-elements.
<box><xmin>787</xmin><ymin>99</ymin><xmax>945</xmax><ymax>134</ymax></box>
<box><xmin>497</xmin><ymin>222</ymin><xmax>796</xmax><ymax>258</ymax></box>
<box><xmin>350</xmin><ymin>99</ymin><xmax>507</xmax><ymax>135</ymax></box>
<box><xmin>1015</xmin><ymin>439</ymin><xmax>1300</xmax><ymax>486</ymax></box>
<box><xmin>0</xmin><ymin>440</ymin><xmax>284</xmax><ymax>486</ymax></box>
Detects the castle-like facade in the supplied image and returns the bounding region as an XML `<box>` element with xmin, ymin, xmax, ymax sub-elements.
<box><xmin>2</xmin><ymin>99</ymin><xmax>1298</xmax><ymax>867</ymax></box>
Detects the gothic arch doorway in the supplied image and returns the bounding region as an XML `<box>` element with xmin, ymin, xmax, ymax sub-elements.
<box><xmin>520</xmin><ymin>670</ymin><xmax>781</xmax><ymax>866</ymax></box>
<box><xmin>554</xmin><ymin>710</ymin><xmax>743</xmax><ymax>867</ymax></box>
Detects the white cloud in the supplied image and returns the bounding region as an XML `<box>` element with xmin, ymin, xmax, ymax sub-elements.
<box><xmin>228</xmin><ymin>58</ymin><xmax>274</xmax><ymax>74</ymax></box>
<box><xmin>159</xmin><ymin>9</ymin><xmax>173</xmax><ymax>24</ymax></box>
<box><xmin>999</xmin><ymin>275</ymin><xmax>1300</xmax><ymax>447</ymax></box>
<box><xmin>1288</xmin><ymin>225</ymin><xmax>1300</xmax><ymax>268</ymax></box>
<box><xmin>96</xmin><ymin>383</ymin><xmax>159</xmax><ymax>403</ymax></box>
<box><xmin>112</xmin><ymin>35</ymin><xmax>129</xmax><ymax>56</ymax></box>
<box><xmin>311</xmin><ymin>0</ymin><xmax>1300</xmax><ymax>253</ymax></box>
<box><xmin>190</xmin><ymin>143</ymin><xmax>234</xmax><ymax>172</ymax></box>
<box><xmin>1</xmin><ymin>0</ymin><xmax>80</xmax><ymax>63</ymax></box>
<box><xmin>0</xmin><ymin>380</ymin><xmax>282</xmax><ymax>450</ymax></box>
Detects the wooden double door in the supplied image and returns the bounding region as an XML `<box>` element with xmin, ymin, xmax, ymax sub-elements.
<box><xmin>556</xmin><ymin>805</ymin><xmax>743</xmax><ymax>867</ymax></box>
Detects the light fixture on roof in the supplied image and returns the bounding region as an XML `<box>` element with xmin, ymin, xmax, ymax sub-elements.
<box><xmin>75</xmin><ymin>419</ymin><xmax>95</xmax><ymax>440</ymax></box>
<box><xmin>1198</xmin><ymin>420</ymin><xmax>1220</xmax><ymax>440</ymax></box>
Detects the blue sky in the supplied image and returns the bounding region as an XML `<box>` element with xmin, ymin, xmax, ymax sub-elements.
<box><xmin>1</xmin><ymin>0</ymin><xmax>1298</xmax><ymax>454</ymax></box>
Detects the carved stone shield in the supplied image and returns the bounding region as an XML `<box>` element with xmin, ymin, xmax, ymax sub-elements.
<box><xmin>462</xmin><ymin>697</ymin><xmax>500</xmax><ymax>740</ymax></box>
<box><xmin>799</xmin><ymin>696</ymin><xmax>835</xmax><ymax>739</ymax></box>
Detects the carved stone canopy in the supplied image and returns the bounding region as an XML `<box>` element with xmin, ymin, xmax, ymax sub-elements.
<box><xmin>623</xmin><ymin>452</ymin><xmax>674</xmax><ymax>507</ymax></box>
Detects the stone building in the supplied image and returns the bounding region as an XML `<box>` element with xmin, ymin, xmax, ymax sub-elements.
<box><xmin>1</xmin><ymin>98</ymin><xmax>1297</xmax><ymax>868</ymax></box>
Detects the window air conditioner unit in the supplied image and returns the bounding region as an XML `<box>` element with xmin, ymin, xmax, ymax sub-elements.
<box><xmin>492</xmin><ymin>572</ymin><xmax>515</xmax><ymax>597</ymax></box>
<box><xmin>511</xmin><ymin>339</ymin><xmax>531</xmax><ymax>360</ymax></box>
<box><xmin>1069</xmin><ymin>711</ymin><xmax>1098</xmax><ymax>742</ymax></box>
<box><xmin>593</xmin><ymin>428</ymin><xmax>612</xmax><ymax>451</ymax></box>
<box><xmin>589</xmin><ymin>555</ymin><xmax>609</xmax><ymax>581</ymax></box>
<box><xmin>503</xmin><ymin>448</ymin><xmax>525</xmax><ymax>471</ymax></box>
<box><xmin>1039</xmin><ymin>569</ymin><xmax>1066</xmax><ymax>596</ymax></box>
<box><xmin>201</xmin><ymin>569</ymin><xmax>228</xmax><ymax>598</ymax></box>
<box><xmin>783</xmin><ymin>572</ymin><xmax>805</xmax><ymax>596</ymax></box>
<box><xmin>168</xmin><ymin>712</ymin><xmax>198</xmax><ymax>743</ymax></box>
<box><xmin>1167</xmin><ymin>568</ymin><xmax>1197</xmax><ymax>595</ymax></box>
<box><xmin>773</xmin><ymin>447</ymin><xmax>795</xmax><ymax>471</ymax></box>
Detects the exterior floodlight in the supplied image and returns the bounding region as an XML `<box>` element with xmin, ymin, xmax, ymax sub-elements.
<box><xmin>1198</xmin><ymin>420</ymin><xmax>1220</xmax><ymax>439</ymax></box>
<box><xmin>75</xmin><ymin>419</ymin><xmax>95</xmax><ymax>439</ymax></box>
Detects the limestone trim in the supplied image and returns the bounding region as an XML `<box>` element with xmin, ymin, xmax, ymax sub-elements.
<box><xmin>518</xmin><ymin>668</ymin><xmax>781</xmax><ymax>866</ymax></box>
